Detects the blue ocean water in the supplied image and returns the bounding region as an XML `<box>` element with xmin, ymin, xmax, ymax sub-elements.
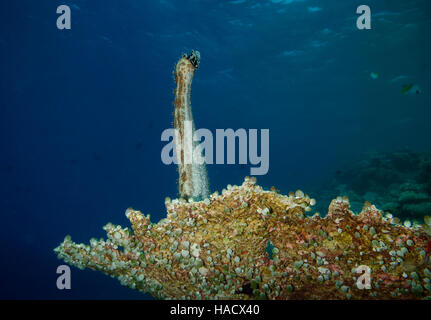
<box><xmin>0</xmin><ymin>0</ymin><xmax>430</xmax><ymax>299</ymax></box>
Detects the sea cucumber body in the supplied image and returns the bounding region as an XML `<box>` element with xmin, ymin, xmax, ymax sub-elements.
<box><xmin>174</xmin><ymin>55</ymin><xmax>209</xmax><ymax>200</ymax></box>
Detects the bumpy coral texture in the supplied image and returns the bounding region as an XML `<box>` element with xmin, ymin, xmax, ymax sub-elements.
<box><xmin>55</xmin><ymin>177</ymin><xmax>431</xmax><ymax>299</ymax></box>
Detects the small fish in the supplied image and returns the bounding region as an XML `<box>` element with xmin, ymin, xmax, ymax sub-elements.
<box><xmin>370</xmin><ymin>72</ymin><xmax>379</xmax><ymax>80</ymax></box>
<box><xmin>100</xmin><ymin>36</ymin><xmax>112</xmax><ymax>43</ymax></box>
<box><xmin>401</xmin><ymin>83</ymin><xmax>422</xmax><ymax>95</ymax></box>
<box><xmin>391</xmin><ymin>75</ymin><xmax>409</xmax><ymax>83</ymax></box>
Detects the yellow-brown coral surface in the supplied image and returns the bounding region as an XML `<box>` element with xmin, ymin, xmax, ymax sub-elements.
<box><xmin>55</xmin><ymin>177</ymin><xmax>431</xmax><ymax>299</ymax></box>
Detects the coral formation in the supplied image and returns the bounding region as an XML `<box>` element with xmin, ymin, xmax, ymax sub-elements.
<box><xmin>317</xmin><ymin>151</ymin><xmax>431</xmax><ymax>220</ymax></box>
<box><xmin>54</xmin><ymin>53</ymin><xmax>431</xmax><ymax>299</ymax></box>
<box><xmin>55</xmin><ymin>177</ymin><xmax>431</xmax><ymax>299</ymax></box>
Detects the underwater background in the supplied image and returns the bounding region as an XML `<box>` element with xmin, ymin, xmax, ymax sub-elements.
<box><xmin>0</xmin><ymin>0</ymin><xmax>430</xmax><ymax>299</ymax></box>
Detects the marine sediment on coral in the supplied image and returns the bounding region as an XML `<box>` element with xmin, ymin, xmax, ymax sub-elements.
<box><xmin>54</xmin><ymin>53</ymin><xmax>431</xmax><ymax>300</ymax></box>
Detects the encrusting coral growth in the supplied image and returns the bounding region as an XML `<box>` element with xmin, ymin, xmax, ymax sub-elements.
<box><xmin>54</xmin><ymin>52</ymin><xmax>431</xmax><ymax>300</ymax></box>
<box><xmin>55</xmin><ymin>178</ymin><xmax>431</xmax><ymax>299</ymax></box>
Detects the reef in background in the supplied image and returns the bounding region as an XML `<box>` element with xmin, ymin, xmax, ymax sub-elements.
<box><xmin>55</xmin><ymin>177</ymin><xmax>431</xmax><ymax>299</ymax></box>
<box><xmin>315</xmin><ymin>151</ymin><xmax>431</xmax><ymax>221</ymax></box>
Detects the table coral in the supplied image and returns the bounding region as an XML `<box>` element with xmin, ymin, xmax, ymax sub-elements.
<box><xmin>55</xmin><ymin>177</ymin><xmax>431</xmax><ymax>299</ymax></box>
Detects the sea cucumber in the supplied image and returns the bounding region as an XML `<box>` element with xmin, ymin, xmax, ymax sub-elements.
<box><xmin>173</xmin><ymin>50</ymin><xmax>209</xmax><ymax>201</ymax></box>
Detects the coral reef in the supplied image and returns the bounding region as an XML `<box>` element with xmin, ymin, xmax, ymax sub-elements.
<box><xmin>55</xmin><ymin>177</ymin><xmax>431</xmax><ymax>299</ymax></box>
<box><xmin>316</xmin><ymin>151</ymin><xmax>431</xmax><ymax>220</ymax></box>
<box><xmin>54</xmin><ymin>53</ymin><xmax>431</xmax><ymax>299</ymax></box>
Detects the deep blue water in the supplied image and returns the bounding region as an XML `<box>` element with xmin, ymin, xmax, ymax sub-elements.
<box><xmin>1</xmin><ymin>0</ymin><xmax>430</xmax><ymax>299</ymax></box>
